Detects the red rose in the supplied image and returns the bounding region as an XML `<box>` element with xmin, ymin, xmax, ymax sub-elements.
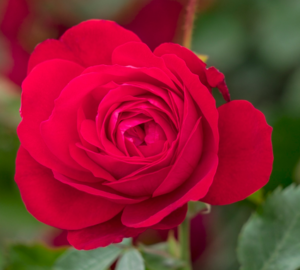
<box><xmin>15</xmin><ymin>20</ymin><xmax>273</xmax><ymax>250</ymax></box>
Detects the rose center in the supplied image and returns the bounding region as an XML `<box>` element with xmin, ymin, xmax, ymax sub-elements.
<box><xmin>124</xmin><ymin>120</ymin><xmax>166</xmax><ymax>146</ymax></box>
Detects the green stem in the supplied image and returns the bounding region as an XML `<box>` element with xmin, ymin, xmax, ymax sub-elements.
<box><xmin>179</xmin><ymin>217</ymin><xmax>192</xmax><ymax>270</ymax></box>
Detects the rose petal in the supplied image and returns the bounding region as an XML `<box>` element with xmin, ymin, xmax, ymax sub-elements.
<box><xmin>18</xmin><ymin>60</ymin><xmax>98</xmax><ymax>182</ymax></box>
<box><xmin>178</xmin><ymin>88</ymin><xmax>200</xmax><ymax>152</ymax></box>
<box><xmin>153</xmin><ymin>117</ymin><xmax>203</xmax><ymax>197</ymax></box>
<box><xmin>206</xmin><ymin>67</ymin><xmax>230</xmax><ymax>102</ymax></box>
<box><xmin>60</xmin><ymin>20</ymin><xmax>141</xmax><ymax>67</ymax></box>
<box><xmin>201</xmin><ymin>100</ymin><xmax>273</xmax><ymax>205</ymax></box>
<box><xmin>69</xmin><ymin>143</ymin><xmax>115</xmax><ymax>181</ymax></box>
<box><xmin>161</xmin><ymin>54</ymin><xmax>219</xmax><ymax>153</ymax></box>
<box><xmin>53</xmin><ymin>171</ymin><xmax>148</xmax><ymax>204</ymax></box>
<box><xmin>28</xmin><ymin>40</ymin><xmax>82</xmax><ymax>74</ymax></box>
<box><xmin>154</xmin><ymin>43</ymin><xmax>208</xmax><ymax>85</ymax></box>
<box><xmin>67</xmin><ymin>214</ymin><xmax>145</xmax><ymax>250</ymax></box>
<box><xmin>151</xmin><ymin>204</ymin><xmax>187</xmax><ymax>230</ymax></box>
<box><xmin>15</xmin><ymin>147</ymin><xmax>124</xmax><ymax>230</ymax></box>
<box><xmin>112</xmin><ymin>41</ymin><xmax>182</xmax><ymax>93</ymax></box>
<box><xmin>80</xmin><ymin>120</ymin><xmax>102</xmax><ymax>149</ymax></box>
<box><xmin>105</xmin><ymin>166</ymin><xmax>171</xmax><ymax>197</ymax></box>
<box><xmin>40</xmin><ymin>72</ymin><xmax>109</xmax><ymax>169</ymax></box>
<box><xmin>138</xmin><ymin>141</ymin><xmax>166</xmax><ymax>157</ymax></box>
<box><xmin>82</xmin><ymin>64</ymin><xmax>177</xmax><ymax>91</ymax></box>
<box><xmin>121</xmin><ymin>151</ymin><xmax>218</xmax><ymax>228</ymax></box>
<box><xmin>82</xmin><ymin>145</ymin><xmax>145</xmax><ymax>179</ymax></box>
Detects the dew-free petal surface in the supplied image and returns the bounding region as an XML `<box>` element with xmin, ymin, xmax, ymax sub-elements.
<box><xmin>121</xmin><ymin>152</ymin><xmax>218</xmax><ymax>228</ymax></box>
<box><xmin>60</xmin><ymin>20</ymin><xmax>141</xmax><ymax>67</ymax></box>
<box><xmin>201</xmin><ymin>100</ymin><xmax>273</xmax><ymax>205</ymax></box>
<box><xmin>15</xmin><ymin>147</ymin><xmax>124</xmax><ymax>230</ymax></box>
<box><xmin>68</xmin><ymin>214</ymin><xmax>145</xmax><ymax>250</ymax></box>
<box><xmin>151</xmin><ymin>204</ymin><xmax>187</xmax><ymax>230</ymax></box>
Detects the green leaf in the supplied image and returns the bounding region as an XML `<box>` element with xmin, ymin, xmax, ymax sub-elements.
<box><xmin>266</xmin><ymin>117</ymin><xmax>300</xmax><ymax>193</ymax></box>
<box><xmin>0</xmin><ymin>249</ymin><xmax>4</xmax><ymax>270</ymax></box>
<box><xmin>140</xmin><ymin>245</ymin><xmax>184</xmax><ymax>270</ymax></box>
<box><xmin>53</xmin><ymin>245</ymin><xmax>122</xmax><ymax>270</ymax></box>
<box><xmin>117</xmin><ymin>238</ymin><xmax>132</xmax><ymax>247</ymax></box>
<box><xmin>4</xmin><ymin>243</ymin><xmax>65</xmax><ymax>270</ymax></box>
<box><xmin>116</xmin><ymin>249</ymin><xmax>145</xmax><ymax>270</ymax></box>
<box><xmin>238</xmin><ymin>185</ymin><xmax>300</xmax><ymax>270</ymax></box>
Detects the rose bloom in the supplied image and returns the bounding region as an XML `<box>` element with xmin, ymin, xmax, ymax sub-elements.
<box><xmin>15</xmin><ymin>20</ymin><xmax>273</xmax><ymax>250</ymax></box>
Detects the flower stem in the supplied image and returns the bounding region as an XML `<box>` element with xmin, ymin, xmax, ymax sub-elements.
<box><xmin>183</xmin><ymin>0</ymin><xmax>198</xmax><ymax>49</ymax></box>
<box><xmin>179</xmin><ymin>217</ymin><xmax>192</xmax><ymax>270</ymax></box>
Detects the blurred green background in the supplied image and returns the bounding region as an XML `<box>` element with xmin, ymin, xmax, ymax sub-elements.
<box><xmin>0</xmin><ymin>0</ymin><xmax>300</xmax><ymax>269</ymax></box>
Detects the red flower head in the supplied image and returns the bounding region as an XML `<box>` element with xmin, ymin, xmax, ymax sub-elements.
<box><xmin>15</xmin><ymin>20</ymin><xmax>273</xmax><ymax>250</ymax></box>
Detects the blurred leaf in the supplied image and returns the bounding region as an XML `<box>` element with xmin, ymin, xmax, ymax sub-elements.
<box><xmin>0</xmin><ymin>124</ymin><xmax>19</xmax><ymax>192</ymax></box>
<box><xmin>282</xmin><ymin>68</ymin><xmax>300</xmax><ymax>117</ymax></box>
<box><xmin>0</xmin><ymin>77</ymin><xmax>21</xmax><ymax>129</ymax></box>
<box><xmin>0</xmin><ymin>249</ymin><xmax>4</xmax><ymax>270</ymax></box>
<box><xmin>247</xmin><ymin>189</ymin><xmax>264</xmax><ymax>205</ymax></box>
<box><xmin>194</xmin><ymin>202</ymin><xmax>254</xmax><ymax>270</ymax></box>
<box><xmin>38</xmin><ymin>0</ymin><xmax>138</xmax><ymax>23</ymax></box>
<box><xmin>118</xmin><ymin>238</ymin><xmax>132</xmax><ymax>247</ymax></box>
<box><xmin>167</xmin><ymin>231</ymin><xmax>180</xmax><ymax>258</ymax></box>
<box><xmin>0</xmin><ymin>195</ymin><xmax>48</xmax><ymax>247</ymax></box>
<box><xmin>265</xmin><ymin>116</ymin><xmax>300</xmax><ymax>192</ymax></box>
<box><xmin>238</xmin><ymin>185</ymin><xmax>300</xmax><ymax>270</ymax></box>
<box><xmin>4</xmin><ymin>244</ymin><xmax>65</xmax><ymax>270</ymax></box>
<box><xmin>193</xmin><ymin>13</ymin><xmax>246</xmax><ymax>72</ymax></box>
<box><xmin>141</xmin><ymin>245</ymin><xmax>184</xmax><ymax>270</ymax></box>
<box><xmin>140</xmin><ymin>242</ymin><xmax>168</xmax><ymax>253</ymax></box>
<box><xmin>54</xmin><ymin>245</ymin><xmax>122</xmax><ymax>270</ymax></box>
<box><xmin>254</xmin><ymin>1</ymin><xmax>300</xmax><ymax>70</ymax></box>
<box><xmin>227</xmin><ymin>63</ymin><xmax>276</xmax><ymax>105</ymax></box>
<box><xmin>293</xmin><ymin>158</ymin><xmax>300</xmax><ymax>185</ymax></box>
<box><xmin>116</xmin><ymin>249</ymin><xmax>144</xmax><ymax>270</ymax></box>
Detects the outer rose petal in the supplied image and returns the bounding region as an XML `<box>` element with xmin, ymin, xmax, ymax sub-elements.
<box><xmin>15</xmin><ymin>147</ymin><xmax>124</xmax><ymax>230</ymax></box>
<box><xmin>28</xmin><ymin>20</ymin><xmax>141</xmax><ymax>73</ymax></box>
<box><xmin>154</xmin><ymin>44</ymin><xmax>231</xmax><ymax>103</ymax></box>
<box><xmin>60</xmin><ymin>20</ymin><xmax>141</xmax><ymax>67</ymax></box>
<box><xmin>154</xmin><ymin>43</ymin><xmax>208</xmax><ymax>85</ymax></box>
<box><xmin>67</xmin><ymin>214</ymin><xmax>145</xmax><ymax>250</ymax></box>
<box><xmin>18</xmin><ymin>60</ymin><xmax>99</xmax><ymax>182</ymax></box>
<box><xmin>201</xmin><ymin>100</ymin><xmax>273</xmax><ymax>205</ymax></box>
<box><xmin>151</xmin><ymin>204</ymin><xmax>188</xmax><ymax>230</ymax></box>
<box><xmin>28</xmin><ymin>40</ymin><xmax>82</xmax><ymax>74</ymax></box>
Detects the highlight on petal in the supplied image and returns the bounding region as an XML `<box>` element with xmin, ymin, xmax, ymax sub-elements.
<box><xmin>201</xmin><ymin>100</ymin><xmax>273</xmax><ymax>205</ymax></box>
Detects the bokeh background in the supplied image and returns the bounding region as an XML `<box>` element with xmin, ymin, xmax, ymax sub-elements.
<box><xmin>0</xmin><ymin>0</ymin><xmax>300</xmax><ymax>269</ymax></box>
